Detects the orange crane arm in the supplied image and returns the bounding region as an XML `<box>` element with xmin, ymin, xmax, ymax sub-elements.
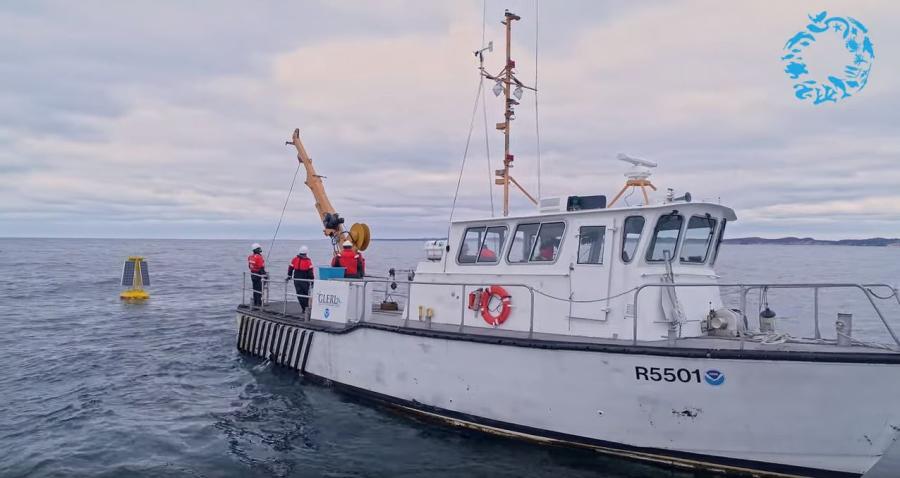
<box><xmin>289</xmin><ymin>128</ymin><xmax>344</xmax><ymax>240</ymax></box>
<box><xmin>287</xmin><ymin>129</ymin><xmax>370</xmax><ymax>252</ymax></box>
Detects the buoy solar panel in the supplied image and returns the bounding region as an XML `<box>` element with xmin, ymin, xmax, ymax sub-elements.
<box><xmin>120</xmin><ymin>256</ymin><xmax>150</xmax><ymax>300</ymax></box>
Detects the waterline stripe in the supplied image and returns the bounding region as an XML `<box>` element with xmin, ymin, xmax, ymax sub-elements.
<box><xmin>237</xmin><ymin>316</ymin><xmax>247</xmax><ymax>350</ymax></box>
<box><xmin>280</xmin><ymin>326</ymin><xmax>293</xmax><ymax>365</ymax></box>
<box><xmin>250</xmin><ymin>318</ymin><xmax>261</xmax><ymax>354</ymax></box>
<box><xmin>275</xmin><ymin>325</ymin><xmax>286</xmax><ymax>361</ymax></box>
<box><xmin>300</xmin><ymin>331</ymin><xmax>314</xmax><ymax>374</ymax></box>
<box><xmin>294</xmin><ymin>330</ymin><xmax>307</xmax><ymax>370</ymax></box>
<box><xmin>287</xmin><ymin>328</ymin><xmax>299</xmax><ymax>367</ymax></box>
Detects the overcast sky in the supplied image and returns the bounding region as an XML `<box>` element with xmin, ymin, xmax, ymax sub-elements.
<box><xmin>2</xmin><ymin>0</ymin><xmax>898</xmax><ymax>240</ymax></box>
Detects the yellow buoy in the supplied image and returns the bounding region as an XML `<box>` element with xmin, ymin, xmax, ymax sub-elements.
<box><xmin>120</xmin><ymin>256</ymin><xmax>150</xmax><ymax>300</ymax></box>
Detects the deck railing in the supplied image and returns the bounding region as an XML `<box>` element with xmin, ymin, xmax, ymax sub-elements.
<box><xmin>242</xmin><ymin>272</ymin><xmax>539</xmax><ymax>336</ymax></box>
<box><xmin>632</xmin><ymin>282</ymin><xmax>900</xmax><ymax>348</ymax></box>
<box><xmin>241</xmin><ymin>273</ymin><xmax>900</xmax><ymax>349</ymax></box>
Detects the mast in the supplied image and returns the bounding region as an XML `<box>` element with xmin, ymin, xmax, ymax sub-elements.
<box><xmin>482</xmin><ymin>10</ymin><xmax>537</xmax><ymax>217</ymax></box>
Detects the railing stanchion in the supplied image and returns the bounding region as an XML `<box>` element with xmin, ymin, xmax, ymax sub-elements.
<box><xmin>632</xmin><ymin>287</ymin><xmax>643</xmax><ymax>345</ymax></box>
<box><xmin>813</xmin><ymin>287</ymin><xmax>821</xmax><ymax>339</ymax></box>
<box><xmin>242</xmin><ymin>272</ymin><xmax>246</xmax><ymax>306</ymax></box>
<box><xmin>738</xmin><ymin>285</ymin><xmax>746</xmax><ymax>351</ymax></box>
<box><xmin>528</xmin><ymin>287</ymin><xmax>535</xmax><ymax>339</ymax></box>
<box><xmin>362</xmin><ymin>281</ymin><xmax>368</xmax><ymax>322</ymax></box>
<box><xmin>459</xmin><ymin>285</ymin><xmax>466</xmax><ymax>332</ymax></box>
<box><xmin>283</xmin><ymin>279</ymin><xmax>288</xmax><ymax>316</ymax></box>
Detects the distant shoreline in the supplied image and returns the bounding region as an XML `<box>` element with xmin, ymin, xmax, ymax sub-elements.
<box><xmin>724</xmin><ymin>237</ymin><xmax>900</xmax><ymax>247</ymax></box>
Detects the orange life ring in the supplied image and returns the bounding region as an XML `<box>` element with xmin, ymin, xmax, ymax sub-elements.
<box><xmin>481</xmin><ymin>285</ymin><xmax>512</xmax><ymax>326</ymax></box>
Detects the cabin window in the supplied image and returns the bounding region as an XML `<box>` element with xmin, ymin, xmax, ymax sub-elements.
<box><xmin>458</xmin><ymin>227</ymin><xmax>485</xmax><ymax>264</ymax></box>
<box><xmin>646</xmin><ymin>214</ymin><xmax>684</xmax><ymax>262</ymax></box>
<box><xmin>508</xmin><ymin>223</ymin><xmax>540</xmax><ymax>263</ymax></box>
<box><xmin>458</xmin><ymin>226</ymin><xmax>508</xmax><ymax>264</ymax></box>
<box><xmin>577</xmin><ymin>226</ymin><xmax>606</xmax><ymax>264</ymax></box>
<box><xmin>621</xmin><ymin>216</ymin><xmax>645</xmax><ymax>263</ymax></box>
<box><xmin>680</xmin><ymin>216</ymin><xmax>717</xmax><ymax>264</ymax></box>
<box><xmin>530</xmin><ymin>222</ymin><xmax>565</xmax><ymax>262</ymax></box>
<box><xmin>508</xmin><ymin>222</ymin><xmax>565</xmax><ymax>263</ymax></box>
<box><xmin>710</xmin><ymin>219</ymin><xmax>727</xmax><ymax>265</ymax></box>
<box><xmin>477</xmin><ymin>226</ymin><xmax>507</xmax><ymax>263</ymax></box>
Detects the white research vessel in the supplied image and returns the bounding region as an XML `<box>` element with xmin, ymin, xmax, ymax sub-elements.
<box><xmin>236</xmin><ymin>10</ymin><xmax>900</xmax><ymax>477</ymax></box>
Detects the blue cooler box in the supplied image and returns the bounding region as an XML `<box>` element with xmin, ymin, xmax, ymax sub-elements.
<box><xmin>318</xmin><ymin>266</ymin><xmax>346</xmax><ymax>280</ymax></box>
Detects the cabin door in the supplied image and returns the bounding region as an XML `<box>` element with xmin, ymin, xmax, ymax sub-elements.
<box><xmin>567</xmin><ymin>225</ymin><xmax>613</xmax><ymax>329</ymax></box>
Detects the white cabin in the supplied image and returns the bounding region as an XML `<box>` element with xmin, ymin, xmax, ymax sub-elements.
<box><xmin>409</xmin><ymin>199</ymin><xmax>737</xmax><ymax>341</ymax></box>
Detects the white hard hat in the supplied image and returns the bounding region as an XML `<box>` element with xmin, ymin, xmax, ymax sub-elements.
<box><xmin>342</xmin><ymin>240</ymin><xmax>353</xmax><ymax>247</ymax></box>
<box><xmin>251</xmin><ymin>243</ymin><xmax>262</xmax><ymax>251</ymax></box>
<box><xmin>299</xmin><ymin>245</ymin><xmax>309</xmax><ymax>255</ymax></box>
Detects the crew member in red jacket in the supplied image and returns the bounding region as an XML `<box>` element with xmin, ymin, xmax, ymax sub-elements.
<box><xmin>286</xmin><ymin>245</ymin><xmax>314</xmax><ymax>313</ymax></box>
<box><xmin>479</xmin><ymin>245</ymin><xmax>497</xmax><ymax>261</ymax></box>
<box><xmin>247</xmin><ymin>243</ymin><xmax>267</xmax><ymax>308</ymax></box>
<box><xmin>331</xmin><ymin>240</ymin><xmax>365</xmax><ymax>278</ymax></box>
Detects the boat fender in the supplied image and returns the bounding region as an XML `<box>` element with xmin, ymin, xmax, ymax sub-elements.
<box><xmin>481</xmin><ymin>285</ymin><xmax>512</xmax><ymax>326</ymax></box>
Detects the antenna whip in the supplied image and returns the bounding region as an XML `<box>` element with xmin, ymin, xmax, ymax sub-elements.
<box><xmin>482</xmin><ymin>0</ymin><xmax>495</xmax><ymax>217</ymax></box>
<box><xmin>534</xmin><ymin>0</ymin><xmax>542</xmax><ymax>201</ymax></box>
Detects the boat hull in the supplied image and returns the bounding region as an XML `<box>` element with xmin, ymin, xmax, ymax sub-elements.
<box><xmin>236</xmin><ymin>313</ymin><xmax>900</xmax><ymax>477</ymax></box>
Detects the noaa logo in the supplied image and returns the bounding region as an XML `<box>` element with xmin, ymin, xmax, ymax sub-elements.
<box><xmin>782</xmin><ymin>11</ymin><xmax>874</xmax><ymax>105</ymax></box>
<box><xmin>704</xmin><ymin>370</ymin><xmax>725</xmax><ymax>386</ymax></box>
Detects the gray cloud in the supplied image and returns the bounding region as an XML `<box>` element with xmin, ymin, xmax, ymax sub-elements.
<box><xmin>1</xmin><ymin>1</ymin><xmax>898</xmax><ymax>240</ymax></box>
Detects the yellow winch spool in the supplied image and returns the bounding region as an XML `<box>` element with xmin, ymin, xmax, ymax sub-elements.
<box><xmin>120</xmin><ymin>256</ymin><xmax>150</xmax><ymax>300</ymax></box>
<box><xmin>349</xmin><ymin>223</ymin><xmax>371</xmax><ymax>251</ymax></box>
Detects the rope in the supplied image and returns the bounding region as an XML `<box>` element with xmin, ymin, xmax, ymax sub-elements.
<box><xmin>447</xmin><ymin>76</ymin><xmax>486</xmax><ymax>232</ymax></box>
<box><xmin>533</xmin><ymin>0</ymin><xmax>542</xmax><ymax>201</ymax></box>
<box><xmin>867</xmin><ymin>287</ymin><xmax>898</xmax><ymax>300</ymax></box>
<box><xmin>622</xmin><ymin>186</ymin><xmax>635</xmax><ymax>207</ymax></box>
<box><xmin>482</xmin><ymin>0</ymin><xmax>495</xmax><ymax>217</ymax></box>
<box><xmin>266</xmin><ymin>162</ymin><xmax>301</xmax><ymax>262</ymax></box>
<box><xmin>533</xmin><ymin>286</ymin><xmax>639</xmax><ymax>304</ymax></box>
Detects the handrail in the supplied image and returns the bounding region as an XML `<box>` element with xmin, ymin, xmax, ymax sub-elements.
<box><xmin>358</xmin><ymin>277</ymin><xmax>537</xmax><ymax>337</ymax></box>
<box><xmin>242</xmin><ymin>274</ymin><xmax>537</xmax><ymax>336</ymax></box>
<box><xmin>632</xmin><ymin>282</ymin><xmax>900</xmax><ymax>347</ymax></box>
<box><xmin>241</xmin><ymin>272</ymin><xmax>899</xmax><ymax>349</ymax></box>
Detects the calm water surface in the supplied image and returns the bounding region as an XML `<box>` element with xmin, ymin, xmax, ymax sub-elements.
<box><xmin>1</xmin><ymin>238</ymin><xmax>899</xmax><ymax>477</ymax></box>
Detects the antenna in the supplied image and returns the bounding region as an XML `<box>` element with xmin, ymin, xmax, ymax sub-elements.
<box><xmin>473</xmin><ymin>41</ymin><xmax>493</xmax><ymax>62</ymax></box>
<box><xmin>617</xmin><ymin>153</ymin><xmax>658</xmax><ymax>169</ymax></box>
<box><xmin>479</xmin><ymin>10</ymin><xmax>538</xmax><ymax>216</ymax></box>
<box><xmin>608</xmin><ymin>153</ymin><xmax>659</xmax><ymax>207</ymax></box>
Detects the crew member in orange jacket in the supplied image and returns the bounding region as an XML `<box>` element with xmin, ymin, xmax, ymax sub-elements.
<box><xmin>286</xmin><ymin>245</ymin><xmax>314</xmax><ymax>313</ymax></box>
<box><xmin>331</xmin><ymin>240</ymin><xmax>365</xmax><ymax>278</ymax></box>
<box><xmin>479</xmin><ymin>245</ymin><xmax>497</xmax><ymax>261</ymax></box>
<box><xmin>247</xmin><ymin>243</ymin><xmax>267</xmax><ymax>308</ymax></box>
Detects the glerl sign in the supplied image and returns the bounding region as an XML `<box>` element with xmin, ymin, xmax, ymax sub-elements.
<box><xmin>316</xmin><ymin>293</ymin><xmax>342</xmax><ymax>306</ymax></box>
<box><xmin>311</xmin><ymin>280</ymin><xmax>350</xmax><ymax>322</ymax></box>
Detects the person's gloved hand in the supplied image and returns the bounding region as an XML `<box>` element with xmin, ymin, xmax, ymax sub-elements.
<box><xmin>285</xmin><ymin>277</ymin><xmax>291</xmax><ymax>282</ymax></box>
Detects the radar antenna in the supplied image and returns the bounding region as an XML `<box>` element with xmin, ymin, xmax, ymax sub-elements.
<box><xmin>607</xmin><ymin>153</ymin><xmax>659</xmax><ymax>207</ymax></box>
